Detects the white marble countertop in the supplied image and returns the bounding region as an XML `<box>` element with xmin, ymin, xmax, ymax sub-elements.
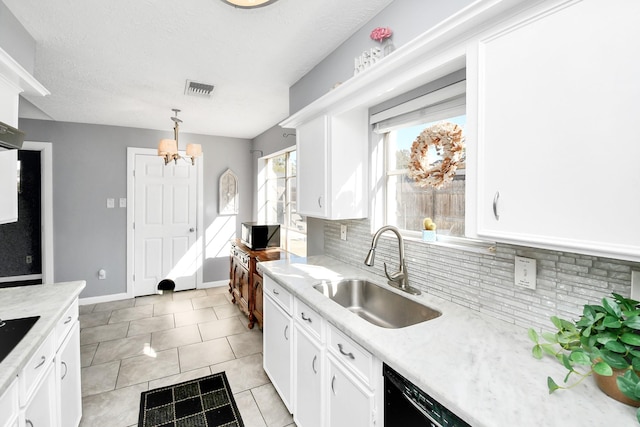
<box><xmin>259</xmin><ymin>256</ymin><xmax>636</xmax><ymax>427</ymax></box>
<box><xmin>0</xmin><ymin>281</ymin><xmax>85</xmax><ymax>393</ymax></box>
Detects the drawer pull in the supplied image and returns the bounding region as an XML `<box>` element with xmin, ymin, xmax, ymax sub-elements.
<box><xmin>331</xmin><ymin>375</ymin><xmax>336</xmax><ymax>394</ymax></box>
<box><xmin>337</xmin><ymin>343</ymin><xmax>355</xmax><ymax>360</ymax></box>
<box><xmin>26</xmin><ymin>420</ymin><xmax>34</xmax><ymax>427</ymax></box>
<box><xmin>284</xmin><ymin>325</ymin><xmax>289</xmax><ymax>341</ymax></box>
<box><xmin>61</xmin><ymin>361</ymin><xmax>68</xmax><ymax>380</ymax></box>
<box><xmin>64</xmin><ymin>316</ymin><xmax>72</xmax><ymax>324</ymax></box>
<box><xmin>34</xmin><ymin>355</ymin><xmax>46</xmax><ymax>369</ymax></box>
<box><xmin>272</xmin><ymin>289</ymin><xmax>280</xmax><ymax>295</ymax></box>
<box><xmin>301</xmin><ymin>313</ymin><xmax>312</xmax><ymax>323</ymax></box>
<box><xmin>312</xmin><ymin>355</ymin><xmax>317</xmax><ymax>374</ymax></box>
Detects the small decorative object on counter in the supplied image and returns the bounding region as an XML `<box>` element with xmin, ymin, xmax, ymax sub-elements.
<box><xmin>370</xmin><ymin>26</ymin><xmax>394</xmax><ymax>56</ymax></box>
<box><xmin>528</xmin><ymin>293</ymin><xmax>640</xmax><ymax>424</ymax></box>
<box><xmin>422</xmin><ymin>217</ymin><xmax>437</xmax><ymax>242</ymax></box>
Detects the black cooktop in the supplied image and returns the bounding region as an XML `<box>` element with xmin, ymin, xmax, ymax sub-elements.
<box><xmin>0</xmin><ymin>316</ymin><xmax>40</xmax><ymax>363</ymax></box>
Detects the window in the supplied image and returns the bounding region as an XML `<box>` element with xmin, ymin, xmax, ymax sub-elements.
<box><xmin>384</xmin><ymin>114</ymin><xmax>466</xmax><ymax>237</ymax></box>
<box><xmin>262</xmin><ymin>148</ymin><xmax>306</xmax><ymax>256</ymax></box>
<box><xmin>371</xmin><ymin>78</ymin><xmax>467</xmax><ymax>239</ymax></box>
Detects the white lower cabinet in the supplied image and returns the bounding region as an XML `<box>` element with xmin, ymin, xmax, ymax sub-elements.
<box><xmin>0</xmin><ymin>378</ymin><xmax>19</xmax><ymax>427</ymax></box>
<box><xmin>0</xmin><ymin>299</ymin><xmax>82</xmax><ymax>427</ymax></box>
<box><xmin>56</xmin><ymin>322</ymin><xmax>82</xmax><ymax>427</ymax></box>
<box><xmin>263</xmin><ymin>275</ymin><xmax>381</xmax><ymax>427</ymax></box>
<box><xmin>23</xmin><ymin>360</ymin><xmax>57</xmax><ymax>427</ymax></box>
<box><xmin>263</xmin><ymin>288</ymin><xmax>293</xmax><ymax>412</ymax></box>
<box><xmin>327</xmin><ymin>355</ymin><xmax>375</xmax><ymax>427</ymax></box>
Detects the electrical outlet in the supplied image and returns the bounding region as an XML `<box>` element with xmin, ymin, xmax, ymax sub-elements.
<box><xmin>119</xmin><ymin>198</ymin><xmax>127</xmax><ymax>208</ymax></box>
<box><xmin>340</xmin><ymin>224</ymin><xmax>347</xmax><ymax>241</ymax></box>
<box><xmin>98</xmin><ymin>269</ymin><xmax>106</xmax><ymax>280</ymax></box>
<box><xmin>514</xmin><ymin>256</ymin><xmax>536</xmax><ymax>290</ymax></box>
<box><xmin>631</xmin><ymin>271</ymin><xmax>640</xmax><ymax>301</ymax></box>
<box><xmin>106</xmin><ymin>198</ymin><xmax>115</xmax><ymax>208</ymax></box>
<box><xmin>25</xmin><ymin>255</ymin><xmax>32</xmax><ymax>264</ymax></box>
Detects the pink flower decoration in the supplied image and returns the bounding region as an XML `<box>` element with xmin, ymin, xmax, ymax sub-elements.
<box><xmin>370</xmin><ymin>27</ymin><xmax>392</xmax><ymax>42</ymax></box>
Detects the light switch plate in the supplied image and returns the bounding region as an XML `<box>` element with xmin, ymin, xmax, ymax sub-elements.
<box><xmin>514</xmin><ymin>256</ymin><xmax>536</xmax><ymax>290</ymax></box>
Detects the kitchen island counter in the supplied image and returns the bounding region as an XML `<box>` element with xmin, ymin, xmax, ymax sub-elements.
<box><xmin>0</xmin><ymin>280</ymin><xmax>85</xmax><ymax>393</ymax></box>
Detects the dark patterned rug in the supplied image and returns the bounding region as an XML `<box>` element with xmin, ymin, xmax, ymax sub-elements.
<box><xmin>138</xmin><ymin>372</ymin><xmax>244</xmax><ymax>427</ymax></box>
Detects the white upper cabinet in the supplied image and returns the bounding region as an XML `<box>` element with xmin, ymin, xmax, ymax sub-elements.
<box><xmin>469</xmin><ymin>0</ymin><xmax>640</xmax><ymax>260</ymax></box>
<box><xmin>296</xmin><ymin>109</ymin><xmax>368</xmax><ymax>220</ymax></box>
<box><xmin>0</xmin><ymin>149</ymin><xmax>18</xmax><ymax>224</ymax></box>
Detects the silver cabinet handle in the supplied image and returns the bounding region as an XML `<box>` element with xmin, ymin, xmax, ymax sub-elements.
<box><xmin>34</xmin><ymin>356</ymin><xmax>46</xmax><ymax>369</ymax></box>
<box><xmin>61</xmin><ymin>361</ymin><xmax>68</xmax><ymax>380</ymax></box>
<box><xmin>317</xmin><ymin>196</ymin><xmax>322</xmax><ymax>208</ymax></box>
<box><xmin>189</xmin><ymin>227</ymin><xmax>195</xmax><ymax>232</ymax></box>
<box><xmin>272</xmin><ymin>289</ymin><xmax>279</xmax><ymax>295</ymax></box>
<box><xmin>331</xmin><ymin>375</ymin><xmax>336</xmax><ymax>395</ymax></box>
<box><xmin>337</xmin><ymin>343</ymin><xmax>355</xmax><ymax>360</ymax></box>
<box><xmin>493</xmin><ymin>191</ymin><xmax>500</xmax><ymax>220</ymax></box>
<box><xmin>312</xmin><ymin>355</ymin><xmax>317</xmax><ymax>374</ymax></box>
<box><xmin>301</xmin><ymin>313</ymin><xmax>312</xmax><ymax>323</ymax></box>
<box><xmin>26</xmin><ymin>420</ymin><xmax>33</xmax><ymax>427</ymax></box>
<box><xmin>284</xmin><ymin>325</ymin><xmax>289</xmax><ymax>341</ymax></box>
<box><xmin>64</xmin><ymin>316</ymin><xmax>72</xmax><ymax>324</ymax></box>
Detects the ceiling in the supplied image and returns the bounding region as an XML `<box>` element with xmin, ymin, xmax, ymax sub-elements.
<box><xmin>3</xmin><ymin>0</ymin><xmax>394</xmax><ymax>139</ymax></box>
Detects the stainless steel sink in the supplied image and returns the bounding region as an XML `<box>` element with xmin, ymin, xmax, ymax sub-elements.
<box><xmin>313</xmin><ymin>279</ymin><xmax>441</xmax><ymax>328</ymax></box>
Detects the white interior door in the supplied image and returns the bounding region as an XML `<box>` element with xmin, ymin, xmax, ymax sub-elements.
<box><xmin>133</xmin><ymin>154</ymin><xmax>197</xmax><ymax>296</ymax></box>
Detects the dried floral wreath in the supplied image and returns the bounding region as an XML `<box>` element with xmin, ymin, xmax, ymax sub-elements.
<box><xmin>408</xmin><ymin>122</ymin><xmax>465</xmax><ymax>189</ymax></box>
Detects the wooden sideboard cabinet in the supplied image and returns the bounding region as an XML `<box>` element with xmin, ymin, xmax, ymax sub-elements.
<box><xmin>229</xmin><ymin>239</ymin><xmax>285</xmax><ymax>329</ymax></box>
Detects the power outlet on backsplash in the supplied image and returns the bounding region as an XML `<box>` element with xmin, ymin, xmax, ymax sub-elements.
<box><xmin>514</xmin><ymin>256</ymin><xmax>536</xmax><ymax>290</ymax></box>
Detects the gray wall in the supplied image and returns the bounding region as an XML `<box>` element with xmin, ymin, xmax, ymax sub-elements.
<box><xmin>289</xmin><ymin>0</ymin><xmax>475</xmax><ymax>113</ymax></box>
<box><xmin>0</xmin><ymin>1</ymin><xmax>36</xmax><ymax>74</ymax></box>
<box><xmin>18</xmin><ymin>119</ymin><xmax>252</xmax><ymax>298</ymax></box>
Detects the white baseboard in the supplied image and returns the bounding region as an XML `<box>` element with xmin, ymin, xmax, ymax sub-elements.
<box><xmin>199</xmin><ymin>280</ymin><xmax>228</xmax><ymax>289</ymax></box>
<box><xmin>79</xmin><ymin>292</ymin><xmax>131</xmax><ymax>306</ymax></box>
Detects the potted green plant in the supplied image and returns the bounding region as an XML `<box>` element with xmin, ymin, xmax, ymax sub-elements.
<box><xmin>528</xmin><ymin>293</ymin><xmax>640</xmax><ymax>423</ymax></box>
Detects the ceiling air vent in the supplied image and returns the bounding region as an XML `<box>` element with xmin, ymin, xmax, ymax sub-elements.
<box><xmin>184</xmin><ymin>80</ymin><xmax>215</xmax><ymax>98</ymax></box>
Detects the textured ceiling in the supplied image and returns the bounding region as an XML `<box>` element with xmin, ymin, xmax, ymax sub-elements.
<box><xmin>3</xmin><ymin>0</ymin><xmax>394</xmax><ymax>138</ymax></box>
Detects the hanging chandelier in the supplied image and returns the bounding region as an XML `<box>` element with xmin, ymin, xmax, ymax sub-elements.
<box><xmin>157</xmin><ymin>109</ymin><xmax>202</xmax><ymax>165</ymax></box>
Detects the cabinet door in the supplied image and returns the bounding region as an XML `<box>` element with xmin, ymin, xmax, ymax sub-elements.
<box><xmin>294</xmin><ymin>326</ymin><xmax>323</xmax><ymax>427</ymax></box>
<box><xmin>57</xmin><ymin>322</ymin><xmax>82</xmax><ymax>427</ymax></box>
<box><xmin>252</xmin><ymin>273</ymin><xmax>264</xmax><ymax>328</ymax></box>
<box><xmin>297</xmin><ymin>115</ymin><xmax>328</xmax><ymax>218</ymax></box>
<box><xmin>263</xmin><ymin>294</ymin><xmax>293</xmax><ymax>412</ymax></box>
<box><xmin>0</xmin><ymin>378</ymin><xmax>19</xmax><ymax>427</ymax></box>
<box><xmin>327</xmin><ymin>355</ymin><xmax>374</xmax><ymax>427</ymax></box>
<box><xmin>474</xmin><ymin>0</ymin><xmax>640</xmax><ymax>260</ymax></box>
<box><xmin>23</xmin><ymin>360</ymin><xmax>57</xmax><ymax>427</ymax></box>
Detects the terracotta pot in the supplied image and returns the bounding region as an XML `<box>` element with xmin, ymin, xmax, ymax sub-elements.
<box><xmin>593</xmin><ymin>370</ymin><xmax>640</xmax><ymax>407</ymax></box>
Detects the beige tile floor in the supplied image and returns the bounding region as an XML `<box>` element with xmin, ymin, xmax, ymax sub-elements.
<box><xmin>78</xmin><ymin>286</ymin><xmax>295</xmax><ymax>427</ymax></box>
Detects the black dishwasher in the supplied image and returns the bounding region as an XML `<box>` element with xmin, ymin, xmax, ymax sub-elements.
<box><xmin>383</xmin><ymin>363</ymin><xmax>471</xmax><ymax>427</ymax></box>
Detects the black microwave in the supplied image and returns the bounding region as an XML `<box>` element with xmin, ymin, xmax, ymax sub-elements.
<box><xmin>241</xmin><ymin>223</ymin><xmax>281</xmax><ymax>250</ymax></box>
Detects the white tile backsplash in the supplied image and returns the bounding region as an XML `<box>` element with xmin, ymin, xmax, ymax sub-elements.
<box><xmin>323</xmin><ymin>218</ymin><xmax>640</xmax><ymax>331</ymax></box>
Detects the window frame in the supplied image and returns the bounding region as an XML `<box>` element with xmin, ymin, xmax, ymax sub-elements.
<box><xmin>258</xmin><ymin>146</ymin><xmax>306</xmax><ymax>256</ymax></box>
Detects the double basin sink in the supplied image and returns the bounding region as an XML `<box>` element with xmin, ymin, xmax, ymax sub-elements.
<box><xmin>313</xmin><ymin>279</ymin><xmax>441</xmax><ymax>329</ymax></box>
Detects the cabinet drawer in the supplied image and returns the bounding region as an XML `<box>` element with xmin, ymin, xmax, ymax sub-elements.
<box><xmin>19</xmin><ymin>331</ymin><xmax>55</xmax><ymax>402</ymax></box>
<box><xmin>56</xmin><ymin>299</ymin><xmax>79</xmax><ymax>349</ymax></box>
<box><xmin>294</xmin><ymin>299</ymin><xmax>323</xmax><ymax>340</ymax></box>
<box><xmin>327</xmin><ymin>325</ymin><xmax>373</xmax><ymax>385</ymax></box>
<box><xmin>264</xmin><ymin>275</ymin><xmax>292</xmax><ymax>315</ymax></box>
